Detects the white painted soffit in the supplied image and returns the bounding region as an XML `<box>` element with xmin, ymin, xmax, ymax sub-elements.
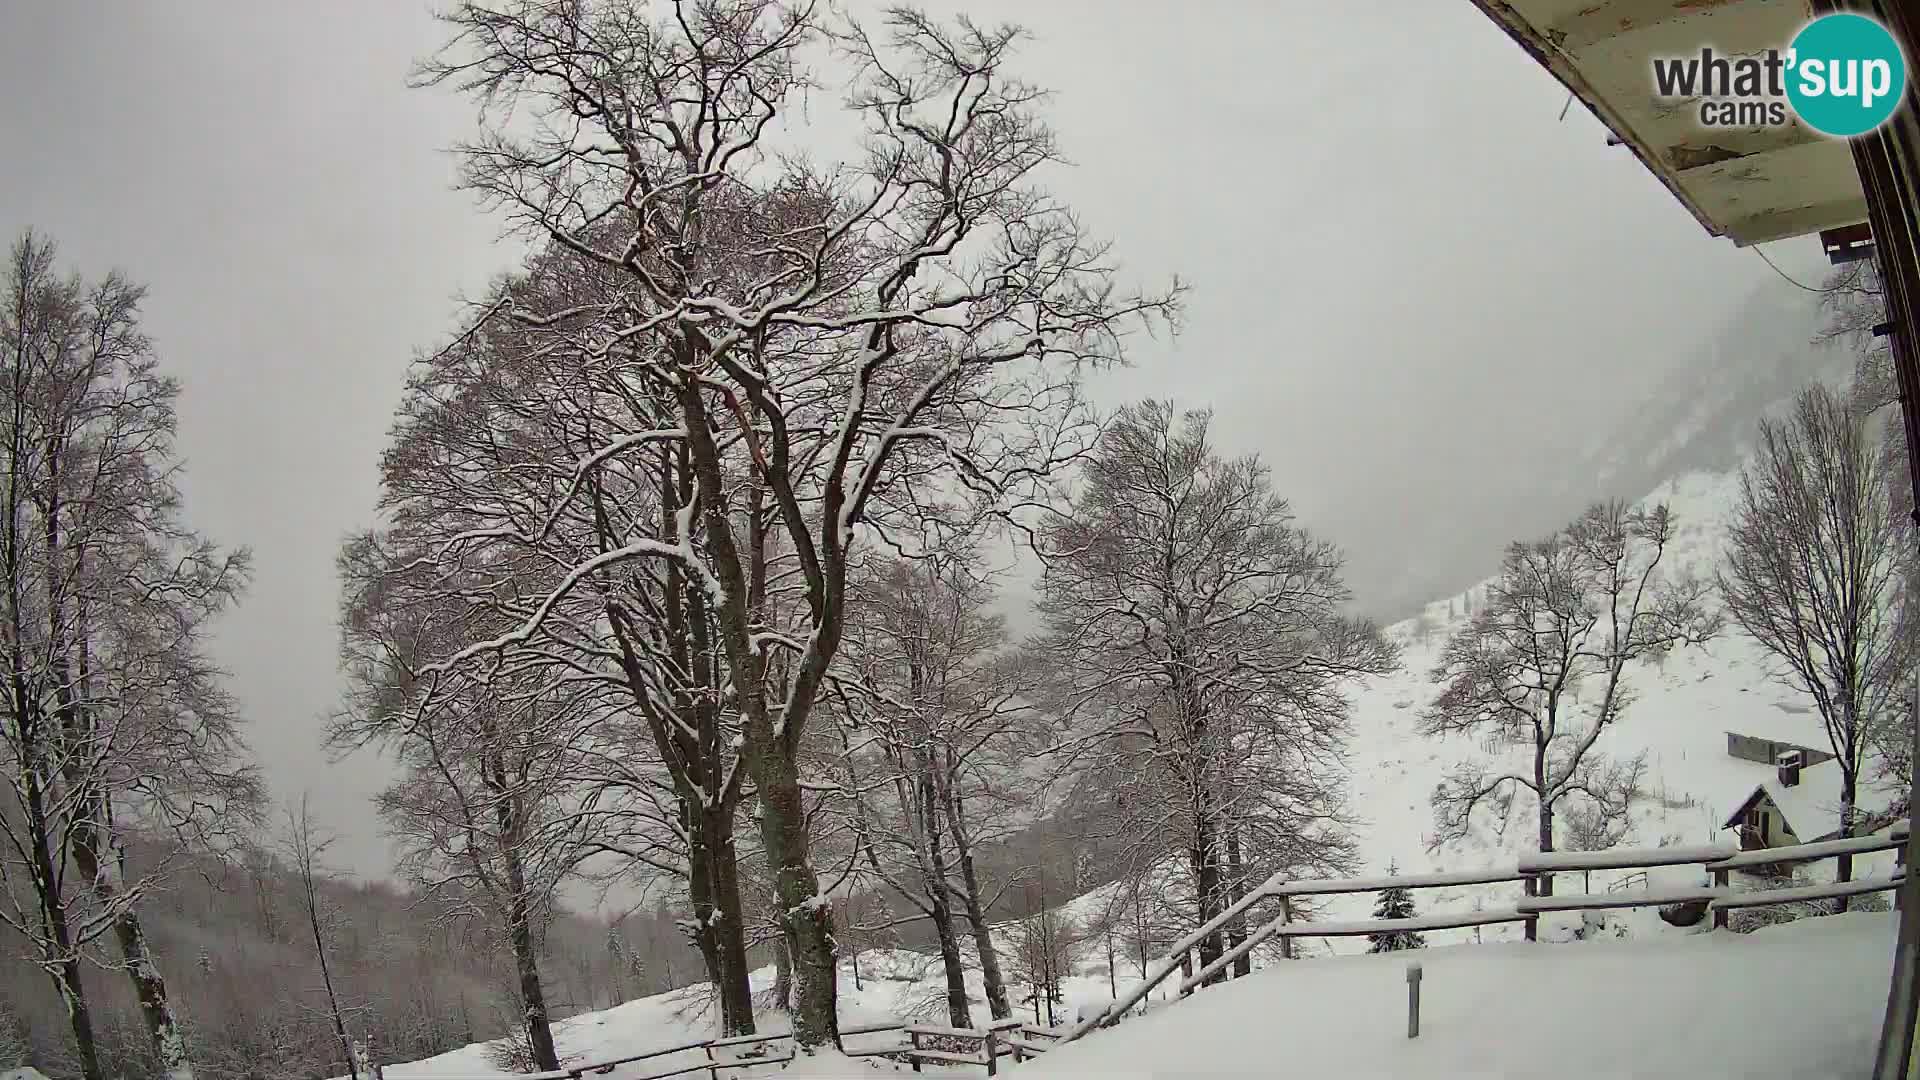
<box><xmin>1470</xmin><ymin>0</ymin><xmax>1869</xmax><ymax>246</ymax></box>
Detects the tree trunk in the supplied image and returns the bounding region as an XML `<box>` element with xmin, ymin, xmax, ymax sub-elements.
<box><xmin>928</xmin><ymin>886</ymin><xmax>972</xmax><ymax>1029</ymax></box>
<box><xmin>498</xmin><ymin>821</ymin><xmax>559</xmax><ymax>1073</ymax></box>
<box><xmin>709</xmin><ymin>831</ymin><xmax>756</xmax><ymax>1031</ymax></box>
<box><xmin>49</xmin><ymin>952</ymin><xmax>102</xmax><ymax>1080</ymax></box>
<box><xmin>748</xmin><ymin>751</ymin><xmax>837</xmax><ymax>1049</ymax></box>
<box><xmin>306</xmin><ymin>880</ymin><xmax>358</xmax><ymax>1078</ymax></box>
<box><xmin>65</xmin><ymin>791</ymin><xmax>192</xmax><ymax>1080</ymax></box>
<box><xmin>23</xmin><ymin>768</ymin><xmax>103</xmax><ymax>1080</ymax></box>
<box><xmin>911</xmin><ymin>754</ymin><xmax>971</xmax><ymax>1028</ymax></box>
<box><xmin>936</xmin><ymin>752</ymin><xmax>1011</xmax><ymax>1020</ymax></box>
<box><xmin>675</xmin><ymin>365</ymin><xmax>837</xmax><ymax>1051</ymax></box>
<box><xmin>953</xmin><ymin>849</ymin><xmax>1011</xmax><ymax>1020</ymax></box>
<box><xmin>1536</xmin><ymin>801</ymin><xmax>1556</xmax><ymax>897</ymax></box>
<box><xmin>772</xmin><ymin>937</ymin><xmax>793</xmax><ymax>1011</ymax></box>
<box><xmin>1190</xmin><ymin>822</ymin><xmax>1224</xmax><ymax>982</ymax></box>
<box><xmin>685</xmin><ymin>825</ymin><xmax>728</xmax><ymax>1022</ymax></box>
<box><xmin>687</xmin><ymin>809</ymin><xmax>756</xmax><ymax>1035</ymax></box>
<box><xmin>1225</xmin><ymin>829</ymin><xmax>1250</xmax><ymax>978</ymax></box>
<box><xmin>1838</xmin><ymin>769</ymin><xmax>1859</xmax><ymax>913</ymax></box>
<box><xmin>1105</xmin><ymin>930</ymin><xmax>1117</xmax><ymax>998</ymax></box>
<box><xmin>506</xmin><ymin>884</ymin><xmax>560</xmax><ymax>1072</ymax></box>
<box><xmin>1535</xmin><ymin>751</ymin><xmax>1556</xmax><ymax>897</ymax></box>
<box><xmin>111</xmin><ymin>899</ymin><xmax>191</xmax><ymax>1080</ymax></box>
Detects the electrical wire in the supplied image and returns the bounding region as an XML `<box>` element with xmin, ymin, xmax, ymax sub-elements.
<box><xmin>1753</xmin><ymin>245</ymin><xmax>1827</xmax><ymax>293</ymax></box>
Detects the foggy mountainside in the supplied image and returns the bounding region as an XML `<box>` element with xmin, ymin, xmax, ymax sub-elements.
<box><xmin>1365</xmin><ymin>277</ymin><xmax>1856</xmax><ymax>623</ymax></box>
<box><xmin>2</xmin><ymin>4</ymin><xmax>1912</xmax><ymax>1080</ymax></box>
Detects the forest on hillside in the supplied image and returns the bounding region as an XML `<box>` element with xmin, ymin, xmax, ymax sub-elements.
<box><xmin>0</xmin><ymin>836</ymin><xmax>688</xmax><ymax>1076</ymax></box>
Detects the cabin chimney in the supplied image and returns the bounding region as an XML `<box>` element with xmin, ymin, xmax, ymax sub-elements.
<box><xmin>1777</xmin><ymin>749</ymin><xmax>1804</xmax><ymax>788</ymax></box>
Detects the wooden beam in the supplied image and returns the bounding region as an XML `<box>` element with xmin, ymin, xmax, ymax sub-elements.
<box><xmin>1547</xmin><ymin>0</ymin><xmax>1795</xmax><ymax>54</ymax></box>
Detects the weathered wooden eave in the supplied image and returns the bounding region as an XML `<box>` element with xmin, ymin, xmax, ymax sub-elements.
<box><xmin>1467</xmin><ymin>0</ymin><xmax>1869</xmax><ymax>245</ymax></box>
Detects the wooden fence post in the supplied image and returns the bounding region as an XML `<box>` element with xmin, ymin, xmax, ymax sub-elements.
<box><xmin>984</xmin><ymin>1028</ymin><xmax>998</xmax><ymax>1077</ymax></box>
<box><xmin>1406</xmin><ymin>962</ymin><xmax>1423</xmax><ymax>1039</ymax></box>
<box><xmin>703</xmin><ymin>1042</ymin><xmax>717</xmax><ymax>1080</ymax></box>
<box><xmin>1279</xmin><ymin>894</ymin><xmax>1296</xmax><ymax>961</ymax></box>
<box><xmin>1523</xmin><ymin>875</ymin><xmax>1537</xmax><ymax>941</ymax></box>
<box><xmin>1712</xmin><ymin>867</ymin><xmax>1730</xmax><ymax>929</ymax></box>
<box><xmin>909</xmin><ymin>1029</ymin><xmax>921</xmax><ymax>1073</ymax></box>
<box><xmin>1178</xmin><ymin>949</ymin><xmax>1194</xmax><ymax>997</ymax></box>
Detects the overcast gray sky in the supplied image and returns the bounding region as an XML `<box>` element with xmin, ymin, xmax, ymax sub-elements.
<box><xmin>0</xmin><ymin>2</ymin><xmax>1831</xmax><ymax>877</ymax></box>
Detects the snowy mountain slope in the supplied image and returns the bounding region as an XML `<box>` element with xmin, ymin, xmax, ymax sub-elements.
<box><xmin>1329</xmin><ymin>466</ymin><xmax>1898</xmax><ymax>945</ymax></box>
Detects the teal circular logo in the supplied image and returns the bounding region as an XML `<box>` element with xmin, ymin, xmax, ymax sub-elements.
<box><xmin>1786</xmin><ymin>13</ymin><xmax>1906</xmax><ymax>138</ymax></box>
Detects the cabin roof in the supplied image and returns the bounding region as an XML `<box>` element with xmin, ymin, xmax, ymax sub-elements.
<box><xmin>1719</xmin><ymin>760</ymin><xmax>1903</xmax><ymax>838</ymax></box>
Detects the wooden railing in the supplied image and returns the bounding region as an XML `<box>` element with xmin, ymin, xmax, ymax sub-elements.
<box><xmin>488</xmin><ymin>1014</ymin><xmax>1067</xmax><ymax>1079</ymax></box>
<box><xmin>1056</xmin><ymin>822</ymin><xmax>1911</xmax><ymax>1048</ymax></box>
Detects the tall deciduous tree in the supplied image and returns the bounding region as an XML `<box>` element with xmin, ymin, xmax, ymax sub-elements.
<box><xmin>336</xmin><ymin>546</ymin><xmax>606</xmax><ymax>1073</ymax></box>
<box><xmin>0</xmin><ymin>231</ymin><xmax>258</xmax><ymax>1080</ymax></box>
<box><xmin>1720</xmin><ymin>384</ymin><xmax>1910</xmax><ymax>900</ymax></box>
<box><xmin>281</xmin><ymin>796</ymin><xmax>366</xmax><ymax>1079</ymax></box>
<box><xmin>360</xmin><ymin>281</ymin><xmax>762</xmax><ymax>1035</ymax></box>
<box><xmin>838</xmin><ymin>551</ymin><xmax>1026</xmax><ymax>1024</ymax></box>
<box><xmin>1036</xmin><ymin>401</ymin><xmax>1393</xmax><ymax>983</ymax></box>
<box><xmin>1423</xmin><ymin>502</ymin><xmax>1716</xmax><ymax>886</ymax></box>
<box><xmin>413</xmin><ymin>0</ymin><xmax>1177</xmax><ymax>1047</ymax></box>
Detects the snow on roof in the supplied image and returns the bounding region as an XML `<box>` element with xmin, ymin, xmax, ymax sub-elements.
<box><xmin>1722</xmin><ymin>708</ymin><xmax>1835</xmax><ymax>751</ymax></box>
<box><xmin>1720</xmin><ymin>759</ymin><xmax>1903</xmax><ymax>841</ymax></box>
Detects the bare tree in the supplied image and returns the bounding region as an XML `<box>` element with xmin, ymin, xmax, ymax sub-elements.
<box><xmin>365</xmin><ymin>280</ymin><xmax>764</xmax><ymax>1035</ymax></box>
<box><xmin>411</xmin><ymin>0</ymin><xmax>1177</xmax><ymax>1047</ymax></box>
<box><xmin>0</xmin><ymin>231</ymin><xmax>259</xmax><ymax>1080</ymax></box>
<box><xmin>836</xmin><ymin>551</ymin><xmax>1028</xmax><ymax>1024</ymax></box>
<box><xmin>1720</xmin><ymin>384</ymin><xmax>1910</xmax><ymax>902</ymax></box>
<box><xmin>1036</xmin><ymin>401</ymin><xmax>1393</xmax><ymax>982</ymax></box>
<box><xmin>281</xmin><ymin>796</ymin><xmax>369</xmax><ymax>1079</ymax></box>
<box><xmin>335</xmin><ymin>545</ymin><xmax>616</xmax><ymax>1073</ymax></box>
<box><xmin>1423</xmin><ymin>502</ymin><xmax>1717</xmax><ymax>886</ymax></box>
<box><xmin>1006</xmin><ymin>905</ymin><xmax>1078</xmax><ymax>1027</ymax></box>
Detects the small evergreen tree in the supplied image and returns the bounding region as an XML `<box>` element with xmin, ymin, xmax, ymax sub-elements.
<box><xmin>1367</xmin><ymin>863</ymin><xmax>1427</xmax><ymax>953</ymax></box>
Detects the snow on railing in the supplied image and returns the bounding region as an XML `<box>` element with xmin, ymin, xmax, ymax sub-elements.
<box><xmin>1517</xmin><ymin>841</ymin><xmax>1740</xmax><ymax>874</ymax></box>
<box><xmin>1052</xmin><ymin>823</ymin><xmax>1914</xmax><ymax>1051</ymax></box>
<box><xmin>1712</xmin><ymin>872</ymin><xmax>1906</xmax><ymax>909</ymax></box>
<box><xmin>1518</xmin><ymin>884</ymin><xmax>1727</xmax><ymax>913</ymax></box>
<box><xmin>537</xmin><ymin>1015</ymin><xmax>1067</xmax><ymax>1079</ymax></box>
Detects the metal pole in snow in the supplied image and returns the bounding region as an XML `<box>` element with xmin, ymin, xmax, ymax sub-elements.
<box><xmin>1406</xmin><ymin>962</ymin><xmax>1422</xmax><ymax>1039</ymax></box>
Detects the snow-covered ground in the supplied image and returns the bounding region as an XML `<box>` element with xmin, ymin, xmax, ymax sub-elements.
<box><xmin>367</xmin><ymin>912</ymin><xmax>1901</xmax><ymax>1080</ymax></box>
<box><xmin>1025</xmin><ymin>911</ymin><xmax>1899</xmax><ymax>1079</ymax></box>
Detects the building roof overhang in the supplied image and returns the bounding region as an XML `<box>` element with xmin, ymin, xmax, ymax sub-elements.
<box><xmin>1468</xmin><ymin>0</ymin><xmax>1869</xmax><ymax>245</ymax></box>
